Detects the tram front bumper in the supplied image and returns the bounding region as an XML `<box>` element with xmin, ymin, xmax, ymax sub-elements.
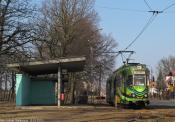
<box><xmin>125</xmin><ymin>97</ymin><xmax>149</xmax><ymax>105</ymax></box>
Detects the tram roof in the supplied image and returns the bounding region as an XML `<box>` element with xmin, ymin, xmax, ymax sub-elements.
<box><xmin>113</xmin><ymin>63</ymin><xmax>146</xmax><ymax>73</ymax></box>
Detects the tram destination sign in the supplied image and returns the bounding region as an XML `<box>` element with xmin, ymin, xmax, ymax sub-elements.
<box><xmin>134</xmin><ymin>71</ymin><xmax>145</xmax><ymax>74</ymax></box>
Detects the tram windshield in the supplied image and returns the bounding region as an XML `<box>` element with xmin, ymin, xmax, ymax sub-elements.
<box><xmin>134</xmin><ymin>74</ymin><xmax>146</xmax><ymax>86</ymax></box>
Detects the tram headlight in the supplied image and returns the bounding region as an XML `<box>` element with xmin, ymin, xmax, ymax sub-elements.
<box><xmin>132</xmin><ymin>94</ymin><xmax>136</xmax><ymax>97</ymax></box>
<box><xmin>144</xmin><ymin>94</ymin><xmax>148</xmax><ymax>97</ymax></box>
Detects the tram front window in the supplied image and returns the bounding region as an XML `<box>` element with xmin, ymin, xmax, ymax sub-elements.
<box><xmin>134</xmin><ymin>74</ymin><xmax>146</xmax><ymax>86</ymax></box>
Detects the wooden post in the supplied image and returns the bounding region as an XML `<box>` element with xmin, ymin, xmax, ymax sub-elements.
<box><xmin>115</xmin><ymin>95</ymin><xmax>117</xmax><ymax>108</ymax></box>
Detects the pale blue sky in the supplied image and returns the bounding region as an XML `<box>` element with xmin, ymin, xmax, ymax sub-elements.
<box><xmin>95</xmin><ymin>0</ymin><xmax>175</xmax><ymax>75</ymax></box>
<box><xmin>33</xmin><ymin>0</ymin><xmax>175</xmax><ymax>75</ymax></box>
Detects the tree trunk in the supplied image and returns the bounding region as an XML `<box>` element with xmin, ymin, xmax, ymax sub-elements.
<box><xmin>8</xmin><ymin>71</ymin><xmax>15</xmax><ymax>102</ymax></box>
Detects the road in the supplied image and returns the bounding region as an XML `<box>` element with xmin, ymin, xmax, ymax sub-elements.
<box><xmin>0</xmin><ymin>100</ymin><xmax>175</xmax><ymax>122</ymax></box>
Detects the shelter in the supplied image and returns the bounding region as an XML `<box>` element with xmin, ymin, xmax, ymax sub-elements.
<box><xmin>7</xmin><ymin>56</ymin><xmax>86</xmax><ymax>107</ymax></box>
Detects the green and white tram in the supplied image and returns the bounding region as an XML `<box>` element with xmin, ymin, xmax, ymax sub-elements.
<box><xmin>106</xmin><ymin>63</ymin><xmax>150</xmax><ymax>107</ymax></box>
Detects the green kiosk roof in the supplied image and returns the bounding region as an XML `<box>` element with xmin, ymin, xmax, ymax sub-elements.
<box><xmin>7</xmin><ymin>56</ymin><xmax>86</xmax><ymax>75</ymax></box>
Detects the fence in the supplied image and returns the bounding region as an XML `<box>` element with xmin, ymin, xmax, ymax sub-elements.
<box><xmin>0</xmin><ymin>67</ymin><xmax>15</xmax><ymax>102</ymax></box>
<box><xmin>149</xmin><ymin>88</ymin><xmax>175</xmax><ymax>101</ymax></box>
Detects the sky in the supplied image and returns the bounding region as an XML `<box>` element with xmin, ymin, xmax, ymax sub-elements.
<box><xmin>95</xmin><ymin>0</ymin><xmax>175</xmax><ymax>76</ymax></box>
<box><xmin>32</xmin><ymin>0</ymin><xmax>175</xmax><ymax>76</ymax></box>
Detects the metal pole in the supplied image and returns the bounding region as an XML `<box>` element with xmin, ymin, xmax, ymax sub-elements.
<box><xmin>58</xmin><ymin>42</ymin><xmax>62</xmax><ymax>107</ymax></box>
<box><xmin>58</xmin><ymin>66</ymin><xmax>61</xmax><ymax>107</ymax></box>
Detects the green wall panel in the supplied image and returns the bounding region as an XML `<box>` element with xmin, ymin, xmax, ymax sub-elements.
<box><xmin>16</xmin><ymin>74</ymin><xmax>30</xmax><ymax>106</ymax></box>
<box><xmin>30</xmin><ymin>80</ymin><xmax>56</xmax><ymax>105</ymax></box>
<box><xmin>16</xmin><ymin>74</ymin><xmax>56</xmax><ymax>106</ymax></box>
<box><xmin>16</xmin><ymin>74</ymin><xmax>23</xmax><ymax>106</ymax></box>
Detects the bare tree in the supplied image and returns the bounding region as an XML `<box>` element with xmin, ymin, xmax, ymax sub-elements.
<box><xmin>157</xmin><ymin>56</ymin><xmax>175</xmax><ymax>99</ymax></box>
<box><xmin>33</xmin><ymin>0</ymin><xmax>117</xmax><ymax>70</ymax></box>
<box><xmin>33</xmin><ymin>0</ymin><xmax>117</xmax><ymax>103</ymax></box>
<box><xmin>0</xmin><ymin>0</ymin><xmax>35</xmax><ymax>58</ymax></box>
<box><xmin>0</xmin><ymin>0</ymin><xmax>36</xmax><ymax>102</ymax></box>
<box><xmin>33</xmin><ymin>0</ymin><xmax>99</xmax><ymax>58</ymax></box>
<box><xmin>157</xmin><ymin>56</ymin><xmax>175</xmax><ymax>77</ymax></box>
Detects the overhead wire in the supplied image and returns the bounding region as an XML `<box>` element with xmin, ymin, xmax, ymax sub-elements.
<box><xmin>123</xmin><ymin>14</ymin><xmax>157</xmax><ymax>52</ymax></box>
<box><xmin>144</xmin><ymin>0</ymin><xmax>152</xmax><ymax>11</ymax></box>
<box><xmin>123</xmin><ymin>0</ymin><xmax>175</xmax><ymax>51</ymax></box>
<box><xmin>120</xmin><ymin>53</ymin><xmax>124</xmax><ymax>63</ymax></box>
<box><xmin>99</xmin><ymin>1</ymin><xmax>175</xmax><ymax>58</ymax></box>
<box><xmin>96</xmin><ymin>5</ymin><xmax>148</xmax><ymax>13</ymax></box>
<box><xmin>163</xmin><ymin>11</ymin><xmax>175</xmax><ymax>14</ymax></box>
<box><xmin>162</xmin><ymin>1</ymin><xmax>175</xmax><ymax>12</ymax></box>
<box><xmin>97</xmin><ymin>2</ymin><xmax>175</xmax><ymax>14</ymax></box>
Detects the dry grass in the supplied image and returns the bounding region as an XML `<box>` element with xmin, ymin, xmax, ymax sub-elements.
<box><xmin>0</xmin><ymin>102</ymin><xmax>175</xmax><ymax>122</ymax></box>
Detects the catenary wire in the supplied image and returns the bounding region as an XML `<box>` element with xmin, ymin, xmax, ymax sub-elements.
<box><xmin>124</xmin><ymin>14</ymin><xmax>157</xmax><ymax>51</ymax></box>
<box><xmin>124</xmin><ymin>0</ymin><xmax>175</xmax><ymax>51</ymax></box>
<box><xmin>113</xmin><ymin>14</ymin><xmax>157</xmax><ymax>57</ymax></box>
<box><xmin>116</xmin><ymin>0</ymin><xmax>175</xmax><ymax>58</ymax></box>
<box><xmin>144</xmin><ymin>0</ymin><xmax>152</xmax><ymax>11</ymax></box>
<box><xmin>100</xmin><ymin>1</ymin><xmax>174</xmax><ymax>57</ymax></box>
<box><xmin>162</xmin><ymin>1</ymin><xmax>175</xmax><ymax>12</ymax></box>
<box><xmin>96</xmin><ymin>5</ymin><xmax>148</xmax><ymax>13</ymax></box>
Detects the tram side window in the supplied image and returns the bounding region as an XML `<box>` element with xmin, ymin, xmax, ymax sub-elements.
<box><xmin>116</xmin><ymin>75</ymin><xmax>122</xmax><ymax>87</ymax></box>
<box><xmin>126</xmin><ymin>75</ymin><xmax>133</xmax><ymax>86</ymax></box>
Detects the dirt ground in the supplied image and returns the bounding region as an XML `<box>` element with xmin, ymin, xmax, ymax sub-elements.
<box><xmin>0</xmin><ymin>101</ymin><xmax>175</xmax><ymax>122</ymax></box>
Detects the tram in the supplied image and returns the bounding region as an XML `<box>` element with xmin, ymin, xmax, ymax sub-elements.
<box><xmin>106</xmin><ymin>63</ymin><xmax>150</xmax><ymax>107</ymax></box>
